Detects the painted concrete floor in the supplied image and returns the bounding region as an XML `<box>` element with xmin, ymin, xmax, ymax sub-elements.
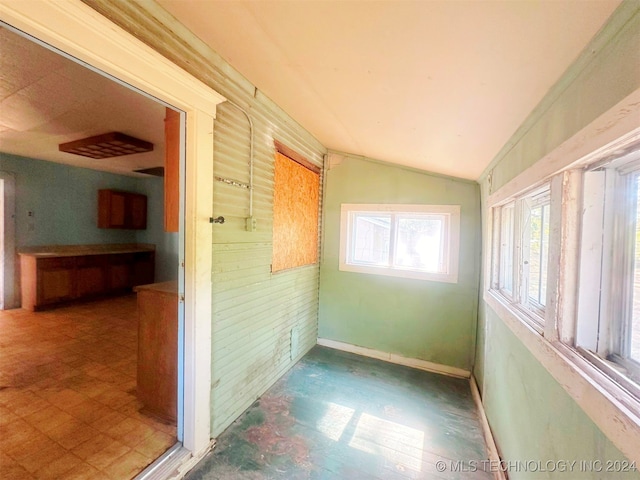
<box><xmin>0</xmin><ymin>295</ymin><xmax>176</xmax><ymax>479</ymax></box>
<box><xmin>187</xmin><ymin>346</ymin><xmax>491</xmax><ymax>480</ymax></box>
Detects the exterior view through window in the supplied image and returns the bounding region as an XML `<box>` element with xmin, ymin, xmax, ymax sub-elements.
<box><xmin>340</xmin><ymin>204</ymin><xmax>460</xmax><ymax>283</ymax></box>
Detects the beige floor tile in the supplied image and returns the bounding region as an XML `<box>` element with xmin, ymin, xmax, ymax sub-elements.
<box><xmin>0</xmin><ymin>405</ymin><xmax>20</xmax><ymax>427</ymax></box>
<box><xmin>32</xmin><ymin>452</ymin><xmax>82</xmax><ymax>480</ymax></box>
<box><xmin>23</xmin><ymin>405</ymin><xmax>74</xmax><ymax>433</ymax></box>
<box><xmin>1</xmin><ymin>418</ymin><xmax>39</xmax><ymax>447</ymax></box>
<box><xmin>46</xmin><ymin>418</ymin><xmax>100</xmax><ymax>450</ymax></box>
<box><xmin>90</xmin><ymin>410</ymin><xmax>128</xmax><ymax>433</ymax></box>
<box><xmin>61</xmin><ymin>462</ymin><xmax>102</xmax><ymax>480</ymax></box>
<box><xmin>134</xmin><ymin>431</ymin><xmax>175</xmax><ymax>459</ymax></box>
<box><xmin>4</xmin><ymin>428</ymin><xmax>53</xmax><ymax>459</ymax></box>
<box><xmin>119</xmin><ymin>420</ymin><xmax>157</xmax><ymax>449</ymax></box>
<box><xmin>11</xmin><ymin>437</ymin><xmax>68</xmax><ymax>473</ymax></box>
<box><xmin>2</xmin><ymin>461</ymin><xmax>35</xmax><ymax>480</ymax></box>
<box><xmin>102</xmin><ymin>450</ymin><xmax>151</xmax><ymax>480</ymax></box>
<box><xmin>0</xmin><ymin>296</ymin><xmax>175</xmax><ymax>479</ymax></box>
<box><xmin>45</xmin><ymin>388</ymin><xmax>88</xmax><ymax>409</ymax></box>
<box><xmin>84</xmin><ymin>440</ymin><xmax>130</xmax><ymax>471</ymax></box>
<box><xmin>72</xmin><ymin>433</ymin><xmax>114</xmax><ymax>461</ymax></box>
<box><xmin>105</xmin><ymin>416</ymin><xmax>145</xmax><ymax>440</ymax></box>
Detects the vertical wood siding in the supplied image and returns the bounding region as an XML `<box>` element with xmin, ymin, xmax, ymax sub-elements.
<box><xmin>82</xmin><ymin>0</ymin><xmax>327</xmax><ymax>437</ymax></box>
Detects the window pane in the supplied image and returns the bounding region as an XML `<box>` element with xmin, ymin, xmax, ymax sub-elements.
<box><xmin>394</xmin><ymin>216</ymin><xmax>445</xmax><ymax>273</ymax></box>
<box><xmin>351</xmin><ymin>214</ymin><xmax>391</xmax><ymax>265</ymax></box>
<box><xmin>528</xmin><ymin>202</ymin><xmax>550</xmax><ymax>306</ymax></box>
<box><xmin>631</xmin><ymin>177</ymin><xmax>640</xmax><ymax>363</ymax></box>
<box><xmin>499</xmin><ymin>204</ymin><xmax>514</xmax><ymax>294</ymax></box>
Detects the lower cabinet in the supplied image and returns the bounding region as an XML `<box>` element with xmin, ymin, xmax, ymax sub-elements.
<box><xmin>20</xmin><ymin>250</ymin><xmax>155</xmax><ymax>311</ymax></box>
<box><xmin>38</xmin><ymin>258</ymin><xmax>76</xmax><ymax>306</ymax></box>
<box><xmin>76</xmin><ymin>255</ymin><xmax>107</xmax><ymax>298</ymax></box>
<box><xmin>136</xmin><ymin>281</ymin><xmax>178</xmax><ymax>424</ymax></box>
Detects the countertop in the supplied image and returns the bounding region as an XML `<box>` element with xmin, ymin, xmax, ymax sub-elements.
<box><xmin>134</xmin><ymin>281</ymin><xmax>178</xmax><ymax>295</ymax></box>
<box><xmin>18</xmin><ymin>243</ymin><xmax>155</xmax><ymax>258</ymax></box>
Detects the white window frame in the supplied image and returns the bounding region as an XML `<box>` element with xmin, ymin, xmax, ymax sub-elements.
<box><xmin>483</xmin><ymin>104</ymin><xmax>640</xmax><ymax>464</ymax></box>
<box><xmin>491</xmin><ymin>185</ymin><xmax>551</xmax><ymax>333</ymax></box>
<box><xmin>576</xmin><ymin>152</ymin><xmax>640</xmax><ymax>395</ymax></box>
<box><xmin>339</xmin><ymin>204</ymin><xmax>460</xmax><ymax>283</ymax></box>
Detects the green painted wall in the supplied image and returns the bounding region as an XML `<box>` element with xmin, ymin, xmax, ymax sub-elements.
<box><xmin>483</xmin><ymin>310</ymin><xmax>639</xmax><ymax>480</ymax></box>
<box><xmin>476</xmin><ymin>2</ymin><xmax>640</xmax><ymax>476</ymax></box>
<box><xmin>318</xmin><ymin>156</ymin><xmax>481</xmax><ymax>371</ymax></box>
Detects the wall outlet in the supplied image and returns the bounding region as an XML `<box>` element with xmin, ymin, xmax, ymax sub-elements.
<box><xmin>245</xmin><ymin>216</ymin><xmax>257</xmax><ymax>232</ymax></box>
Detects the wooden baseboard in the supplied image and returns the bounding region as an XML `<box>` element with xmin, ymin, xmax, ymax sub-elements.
<box><xmin>470</xmin><ymin>375</ymin><xmax>506</xmax><ymax>480</ymax></box>
<box><xmin>316</xmin><ymin>338</ymin><xmax>470</xmax><ymax>379</ymax></box>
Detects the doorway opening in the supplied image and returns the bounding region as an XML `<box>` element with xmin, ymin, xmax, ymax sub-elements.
<box><xmin>0</xmin><ymin>24</ymin><xmax>183</xmax><ymax>478</ymax></box>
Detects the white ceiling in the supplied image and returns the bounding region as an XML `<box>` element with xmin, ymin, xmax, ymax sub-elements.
<box><xmin>157</xmin><ymin>0</ymin><xmax>621</xmax><ymax>180</ymax></box>
<box><xmin>0</xmin><ymin>26</ymin><xmax>166</xmax><ymax>177</ymax></box>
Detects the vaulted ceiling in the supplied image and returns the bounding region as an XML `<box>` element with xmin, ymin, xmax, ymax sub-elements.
<box><xmin>0</xmin><ymin>2</ymin><xmax>622</xmax><ymax>180</ymax></box>
<box><xmin>157</xmin><ymin>0</ymin><xmax>621</xmax><ymax>180</ymax></box>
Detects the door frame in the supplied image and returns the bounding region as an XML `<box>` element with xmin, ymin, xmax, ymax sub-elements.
<box><xmin>0</xmin><ymin>0</ymin><xmax>225</xmax><ymax>459</ymax></box>
<box><xmin>0</xmin><ymin>172</ymin><xmax>17</xmax><ymax>310</ymax></box>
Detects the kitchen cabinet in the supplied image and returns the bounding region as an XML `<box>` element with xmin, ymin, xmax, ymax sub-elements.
<box><xmin>135</xmin><ymin>281</ymin><xmax>178</xmax><ymax>423</ymax></box>
<box><xmin>75</xmin><ymin>255</ymin><xmax>107</xmax><ymax>298</ymax></box>
<box><xmin>37</xmin><ymin>257</ymin><xmax>76</xmax><ymax>306</ymax></box>
<box><xmin>98</xmin><ymin>189</ymin><xmax>148</xmax><ymax>230</ymax></box>
<box><xmin>19</xmin><ymin>245</ymin><xmax>155</xmax><ymax>311</ymax></box>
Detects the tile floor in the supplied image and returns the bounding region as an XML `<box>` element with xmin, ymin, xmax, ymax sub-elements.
<box><xmin>186</xmin><ymin>346</ymin><xmax>492</xmax><ymax>480</ymax></box>
<box><xmin>0</xmin><ymin>295</ymin><xmax>176</xmax><ymax>479</ymax></box>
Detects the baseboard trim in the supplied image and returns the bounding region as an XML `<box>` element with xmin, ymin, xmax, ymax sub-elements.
<box><xmin>317</xmin><ymin>338</ymin><xmax>470</xmax><ymax>379</ymax></box>
<box><xmin>470</xmin><ymin>376</ymin><xmax>506</xmax><ymax>480</ymax></box>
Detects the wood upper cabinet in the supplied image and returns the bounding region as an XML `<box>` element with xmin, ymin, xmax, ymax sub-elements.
<box><xmin>98</xmin><ymin>189</ymin><xmax>147</xmax><ymax>230</ymax></box>
<box><xmin>164</xmin><ymin>108</ymin><xmax>180</xmax><ymax>233</ymax></box>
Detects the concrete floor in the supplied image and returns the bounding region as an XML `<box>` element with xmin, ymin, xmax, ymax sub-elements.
<box><xmin>187</xmin><ymin>346</ymin><xmax>491</xmax><ymax>480</ymax></box>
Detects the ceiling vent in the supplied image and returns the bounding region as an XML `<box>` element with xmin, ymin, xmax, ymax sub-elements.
<box><xmin>59</xmin><ymin>132</ymin><xmax>153</xmax><ymax>159</ymax></box>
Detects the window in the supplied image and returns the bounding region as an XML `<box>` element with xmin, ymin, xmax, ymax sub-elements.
<box><xmin>493</xmin><ymin>185</ymin><xmax>551</xmax><ymax>331</ymax></box>
<box><xmin>576</xmin><ymin>150</ymin><xmax>640</xmax><ymax>390</ymax></box>
<box><xmin>339</xmin><ymin>204</ymin><xmax>460</xmax><ymax>283</ymax></box>
<box><xmin>484</xmin><ymin>121</ymin><xmax>640</xmax><ymax>452</ymax></box>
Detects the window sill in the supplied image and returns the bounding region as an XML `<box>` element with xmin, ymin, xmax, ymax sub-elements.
<box><xmin>484</xmin><ymin>289</ymin><xmax>640</xmax><ymax>464</ymax></box>
<box><xmin>339</xmin><ymin>263</ymin><xmax>458</xmax><ymax>284</ymax></box>
<box><xmin>490</xmin><ymin>289</ymin><xmax>544</xmax><ymax>335</ymax></box>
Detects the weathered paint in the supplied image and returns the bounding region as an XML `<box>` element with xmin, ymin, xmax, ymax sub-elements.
<box><xmin>186</xmin><ymin>346</ymin><xmax>492</xmax><ymax>480</ymax></box>
<box><xmin>318</xmin><ymin>155</ymin><xmax>481</xmax><ymax>371</ymax></box>
<box><xmin>476</xmin><ymin>2</ymin><xmax>640</xmax><ymax>477</ymax></box>
<box><xmin>80</xmin><ymin>0</ymin><xmax>327</xmax><ymax>438</ymax></box>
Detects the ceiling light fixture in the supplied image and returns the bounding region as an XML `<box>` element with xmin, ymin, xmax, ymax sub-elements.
<box><xmin>59</xmin><ymin>132</ymin><xmax>153</xmax><ymax>159</ymax></box>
